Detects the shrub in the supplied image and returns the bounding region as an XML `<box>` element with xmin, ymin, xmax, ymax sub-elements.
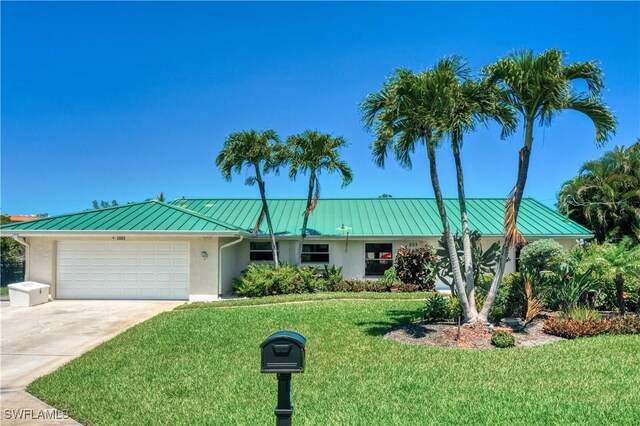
<box><xmin>478</xmin><ymin>273</ymin><xmax>525</xmax><ymax>321</ymax></box>
<box><xmin>234</xmin><ymin>264</ymin><xmax>322</xmax><ymax>297</ymax></box>
<box><xmin>542</xmin><ymin>264</ymin><xmax>599</xmax><ymax>312</ymax></box>
<box><xmin>561</xmin><ymin>307</ymin><xmax>601</xmax><ymax>321</ymax></box>
<box><xmin>543</xmin><ymin>316</ymin><xmax>640</xmax><ymax>339</ymax></box>
<box><xmin>397</xmin><ymin>283</ymin><xmax>421</xmax><ymax>293</ymax></box>
<box><xmin>395</xmin><ymin>245</ymin><xmax>438</xmax><ymax>290</ymax></box>
<box><xmin>322</xmin><ymin>265</ymin><xmax>343</xmax><ymax>289</ymax></box>
<box><xmin>491</xmin><ymin>330</ymin><xmax>516</xmax><ymax>348</ymax></box>
<box><xmin>448</xmin><ymin>296</ymin><xmax>463</xmax><ymax>321</ymax></box>
<box><xmin>519</xmin><ymin>239</ymin><xmax>566</xmax><ymax>274</ymax></box>
<box><xmin>380</xmin><ymin>267</ymin><xmax>402</xmax><ymax>288</ymax></box>
<box><xmin>327</xmin><ymin>278</ymin><xmax>389</xmax><ymax>293</ymax></box>
<box><xmin>422</xmin><ymin>293</ymin><xmax>450</xmax><ymax>322</ymax></box>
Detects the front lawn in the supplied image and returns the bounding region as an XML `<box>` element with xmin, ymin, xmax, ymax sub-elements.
<box><xmin>29</xmin><ymin>296</ymin><xmax>640</xmax><ymax>425</ymax></box>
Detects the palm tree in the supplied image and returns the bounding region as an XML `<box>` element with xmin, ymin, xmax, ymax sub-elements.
<box><xmin>361</xmin><ymin>60</ymin><xmax>474</xmax><ymax>320</ymax></box>
<box><xmin>216</xmin><ymin>130</ymin><xmax>283</xmax><ymax>267</ymax></box>
<box><xmin>285</xmin><ymin>130</ymin><xmax>353</xmax><ymax>260</ymax></box>
<box><xmin>440</xmin><ymin>70</ymin><xmax>517</xmax><ymax>311</ymax></box>
<box><xmin>481</xmin><ymin>49</ymin><xmax>617</xmax><ymax>319</ymax></box>
<box><xmin>558</xmin><ymin>142</ymin><xmax>640</xmax><ymax>243</ymax></box>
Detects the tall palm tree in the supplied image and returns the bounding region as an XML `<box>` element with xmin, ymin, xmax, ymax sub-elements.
<box><xmin>441</xmin><ymin>71</ymin><xmax>517</xmax><ymax>311</ymax></box>
<box><xmin>481</xmin><ymin>49</ymin><xmax>617</xmax><ymax>318</ymax></box>
<box><xmin>216</xmin><ymin>130</ymin><xmax>284</xmax><ymax>267</ymax></box>
<box><xmin>285</xmin><ymin>130</ymin><xmax>353</xmax><ymax>260</ymax></box>
<box><xmin>558</xmin><ymin>142</ymin><xmax>640</xmax><ymax>243</ymax></box>
<box><xmin>361</xmin><ymin>60</ymin><xmax>474</xmax><ymax>320</ymax></box>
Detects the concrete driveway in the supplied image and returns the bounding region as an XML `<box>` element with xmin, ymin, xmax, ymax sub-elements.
<box><xmin>1</xmin><ymin>300</ymin><xmax>182</xmax><ymax>424</ymax></box>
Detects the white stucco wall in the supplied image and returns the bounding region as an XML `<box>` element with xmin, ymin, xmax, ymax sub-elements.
<box><xmin>25</xmin><ymin>236</ymin><xmax>220</xmax><ymax>300</ymax></box>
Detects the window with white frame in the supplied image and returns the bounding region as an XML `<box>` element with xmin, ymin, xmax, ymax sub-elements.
<box><xmin>301</xmin><ymin>244</ymin><xmax>329</xmax><ymax>263</ymax></box>
<box><xmin>249</xmin><ymin>241</ymin><xmax>279</xmax><ymax>261</ymax></box>
<box><xmin>365</xmin><ymin>243</ymin><xmax>393</xmax><ymax>276</ymax></box>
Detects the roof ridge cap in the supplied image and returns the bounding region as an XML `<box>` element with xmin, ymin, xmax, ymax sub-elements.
<box><xmin>153</xmin><ymin>200</ymin><xmax>247</xmax><ymax>232</ymax></box>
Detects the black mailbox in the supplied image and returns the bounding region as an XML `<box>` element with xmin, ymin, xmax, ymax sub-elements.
<box><xmin>261</xmin><ymin>331</ymin><xmax>306</xmax><ymax>373</ymax></box>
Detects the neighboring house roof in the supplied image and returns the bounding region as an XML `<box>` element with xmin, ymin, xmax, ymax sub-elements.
<box><xmin>0</xmin><ymin>200</ymin><xmax>247</xmax><ymax>235</ymax></box>
<box><xmin>171</xmin><ymin>198</ymin><xmax>593</xmax><ymax>238</ymax></box>
<box><xmin>5</xmin><ymin>215</ymin><xmax>47</xmax><ymax>222</ymax></box>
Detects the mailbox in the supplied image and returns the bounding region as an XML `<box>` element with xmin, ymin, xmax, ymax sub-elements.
<box><xmin>261</xmin><ymin>331</ymin><xmax>306</xmax><ymax>374</ymax></box>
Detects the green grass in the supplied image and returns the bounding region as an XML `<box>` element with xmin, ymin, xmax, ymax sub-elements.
<box><xmin>0</xmin><ymin>286</ymin><xmax>8</xmax><ymax>297</ymax></box>
<box><xmin>178</xmin><ymin>291</ymin><xmax>434</xmax><ymax>309</ymax></box>
<box><xmin>28</xmin><ymin>296</ymin><xmax>640</xmax><ymax>425</ymax></box>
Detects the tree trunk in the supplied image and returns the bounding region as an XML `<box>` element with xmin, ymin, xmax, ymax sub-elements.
<box><xmin>479</xmin><ymin>118</ymin><xmax>535</xmax><ymax>321</ymax></box>
<box><xmin>298</xmin><ymin>173</ymin><xmax>316</xmax><ymax>263</ymax></box>
<box><xmin>451</xmin><ymin>136</ymin><xmax>476</xmax><ymax>309</ymax></box>
<box><xmin>426</xmin><ymin>137</ymin><xmax>475</xmax><ymax>320</ymax></box>
<box><xmin>615</xmin><ymin>273</ymin><xmax>625</xmax><ymax>315</ymax></box>
<box><xmin>255</xmin><ymin>166</ymin><xmax>279</xmax><ymax>268</ymax></box>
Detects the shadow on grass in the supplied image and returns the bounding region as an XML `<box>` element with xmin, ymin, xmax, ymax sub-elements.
<box><xmin>355</xmin><ymin>308</ymin><xmax>422</xmax><ymax>336</ymax></box>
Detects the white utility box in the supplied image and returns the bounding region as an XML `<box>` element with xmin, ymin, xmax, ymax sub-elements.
<box><xmin>8</xmin><ymin>281</ymin><xmax>50</xmax><ymax>307</ymax></box>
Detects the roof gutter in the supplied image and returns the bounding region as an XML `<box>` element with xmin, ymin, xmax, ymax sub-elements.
<box><xmin>218</xmin><ymin>235</ymin><xmax>243</xmax><ymax>298</ymax></box>
<box><xmin>12</xmin><ymin>234</ymin><xmax>30</xmax><ymax>281</ymax></box>
<box><xmin>1</xmin><ymin>230</ymin><xmax>247</xmax><ymax>238</ymax></box>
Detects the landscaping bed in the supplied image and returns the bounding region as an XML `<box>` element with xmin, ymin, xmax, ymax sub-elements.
<box><xmin>385</xmin><ymin>316</ymin><xmax>565</xmax><ymax>350</ymax></box>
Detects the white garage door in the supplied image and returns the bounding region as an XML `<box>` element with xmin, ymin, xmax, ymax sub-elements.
<box><xmin>56</xmin><ymin>241</ymin><xmax>190</xmax><ymax>300</ymax></box>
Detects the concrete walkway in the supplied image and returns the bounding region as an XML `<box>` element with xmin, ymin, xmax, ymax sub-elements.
<box><xmin>1</xmin><ymin>300</ymin><xmax>182</xmax><ymax>424</ymax></box>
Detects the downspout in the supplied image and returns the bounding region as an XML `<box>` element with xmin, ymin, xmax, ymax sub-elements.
<box><xmin>218</xmin><ymin>235</ymin><xmax>243</xmax><ymax>298</ymax></box>
<box><xmin>12</xmin><ymin>234</ymin><xmax>30</xmax><ymax>281</ymax></box>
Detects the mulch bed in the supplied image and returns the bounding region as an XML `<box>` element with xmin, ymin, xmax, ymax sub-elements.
<box><xmin>384</xmin><ymin>316</ymin><xmax>565</xmax><ymax>350</ymax></box>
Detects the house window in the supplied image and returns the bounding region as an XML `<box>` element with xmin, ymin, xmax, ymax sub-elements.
<box><xmin>301</xmin><ymin>244</ymin><xmax>329</xmax><ymax>263</ymax></box>
<box><xmin>365</xmin><ymin>243</ymin><xmax>393</xmax><ymax>276</ymax></box>
<box><xmin>250</xmin><ymin>241</ymin><xmax>279</xmax><ymax>261</ymax></box>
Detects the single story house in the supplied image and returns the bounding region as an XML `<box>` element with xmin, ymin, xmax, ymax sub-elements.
<box><xmin>0</xmin><ymin>197</ymin><xmax>592</xmax><ymax>302</ymax></box>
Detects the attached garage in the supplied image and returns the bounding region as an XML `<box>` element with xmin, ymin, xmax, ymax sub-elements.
<box><xmin>56</xmin><ymin>241</ymin><xmax>190</xmax><ymax>300</ymax></box>
<box><xmin>0</xmin><ymin>200</ymin><xmax>248</xmax><ymax>301</ymax></box>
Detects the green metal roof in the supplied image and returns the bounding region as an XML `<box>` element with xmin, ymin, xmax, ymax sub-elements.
<box><xmin>171</xmin><ymin>198</ymin><xmax>593</xmax><ymax>238</ymax></box>
<box><xmin>0</xmin><ymin>200</ymin><xmax>245</xmax><ymax>234</ymax></box>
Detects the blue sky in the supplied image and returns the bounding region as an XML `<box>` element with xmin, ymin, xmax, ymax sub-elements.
<box><xmin>2</xmin><ymin>2</ymin><xmax>639</xmax><ymax>215</ymax></box>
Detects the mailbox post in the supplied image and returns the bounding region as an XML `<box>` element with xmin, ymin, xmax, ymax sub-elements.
<box><xmin>261</xmin><ymin>331</ymin><xmax>306</xmax><ymax>426</ymax></box>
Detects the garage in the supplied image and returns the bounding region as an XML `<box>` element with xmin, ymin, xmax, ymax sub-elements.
<box><xmin>56</xmin><ymin>240</ymin><xmax>190</xmax><ymax>300</ymax></box>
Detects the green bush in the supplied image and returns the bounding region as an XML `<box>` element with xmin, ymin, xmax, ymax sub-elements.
<box><xmin>422</xmin><ymin>293</ymin><xmax>450</xmax><ymax>322</ymax></box>
<box><xmin>520</xmin><ymin>240</ymin><xmax>566</xmax><ymax>274</ymax></box>
<box><xmin>477</xmin><ymin>273</ymin><xmax>526</xmax><ymax>321</ymax></box>
<box><xmin>491</xmin><ymin>330</ymin><xmax>515</xmax><ymax>348</ymax></box>
<box><xmin>322</xmin><ymin>265</ymin><xmax>343</xmax><ymax>289</ymax></box>
<box><xmin>327</xmin><ymin>278</ymin><xmax>389</xmax><ymax>293</ymax></box>
<box><xmin>380</xmin><ymin>267</ymin><xmax>402</xmax><ymax>288</ymax></box>
<box><xmin>561</xmin><ymin>307</ymin><xmax>601</xmax><ymax>321</ymax></box>
<box><xmin>234</xmin><ymin>264</ymin><xmax>323</xmax><ymax>297</ymax></box>
<box><xmin>448</xmin><ymin>296</ymin><xmax>463</xmax><ymax>320</ymax></box>
<box><xmin>397</xmin><ymin>283</ymin><xmax>421</xmax><ymax>293</ymax></box>
<box><xmin>395</xmin><ymin>245</ymin><xmax>438</xmax><ymax>291</ymax></box>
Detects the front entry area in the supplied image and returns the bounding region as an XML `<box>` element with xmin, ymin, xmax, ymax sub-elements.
<box><xmin>56</xmin><ymin>240</ymin><xmax>190</xmax><ymax>300</ymax></box>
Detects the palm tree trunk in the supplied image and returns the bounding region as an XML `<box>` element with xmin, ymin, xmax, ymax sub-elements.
<box><xmin>426</xmin><ymin>137</ymin><xmax>475</xmax><ymax>320</ymax></box>
<box><xmin>298</xmin><ymin>173</ymin><xmax>316</xmax><ymax>262</ymax></box>
<box><xmin>255</xmin><ymin>166</ymin><xmax>279</xmax><ymax>268</ymax></box>
<box><xmin>479</xmin><ymin>118</ymin><xmax>534</xmax><ymax>321</ymax></box>
<box><xmin>452</xmin><ymin>136</ymin><xmax>476</xmax><ymax>309</ymax></box>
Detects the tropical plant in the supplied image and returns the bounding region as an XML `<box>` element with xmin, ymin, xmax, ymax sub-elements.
<box><xmin>394</xmin><ymin>245</ymin><xmax>438</xmax><ymax>290</ymax></box>
<box><xmin>216</xmin><ymin>130</ymin><xmax>284</xmax><ymax>266</ymax></box>
<box><xmin>284</xmin><ymin>130</ymin><xmax>353</xmax><ymax>259</ymax></box>
<box><xmin>543</xmin><ymin>264</ymin><xmax>600</xmax><ymax>312</ymax></box>
<box><xmin>436</xmin><ymin>231</ymin><xmax>501</xmax><ymax>295</ymax></box>
<box><xmin>422</xmin><ymin>293</ymin><xmax>450</xmax><ymax>322</ymax></box>
<box><xmin>92</xmin><ymin>200</ymin><xmax>119</xmax><ymax>209</ymax></box>
<box><xmin>361</xmin><ymin>57</ymin><xmax>513</xmax><ymax>323</ymax></box>
<box><xmin>481</xmin><ymin>48</ymin><xmax>617</xmax><ymax>319</ymax></box>
<box><xmin>322</xmin><ymin>265</ymin><xmax>343</xmax><ymax>289</ymax></box>
<box><xmin>558</xmin><ymin>142</ymin><xmax>640</xmax><ymax>243</ymax></box>
<box><xmin>519</xmin><ymin>239</ymin><xmax>566</xmax><ymax>274</ymax></box>
<box><xmin>575</xmin><ymin>238</ymin><xmax>640</xmax><ymax>314</ymax></box>
<box><xmin>560</xmin><ymin>307</ymin><xmax>601</xmax><ymax>321</ymax></box>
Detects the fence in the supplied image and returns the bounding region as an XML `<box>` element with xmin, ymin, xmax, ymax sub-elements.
<box><xmin>1</xmin><ymin>260</ymin><xmax>25</xmax><ymax>286</ymax></box>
